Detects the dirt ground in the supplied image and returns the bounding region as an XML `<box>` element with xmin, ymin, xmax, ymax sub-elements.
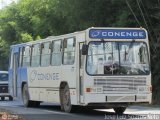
<box><xmin>0</xmin><ymin>112</ymin><xmax>24</xmax><ymax>120</ymax></box>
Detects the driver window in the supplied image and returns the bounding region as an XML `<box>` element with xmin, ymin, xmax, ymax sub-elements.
<box><xmin>139</xmin><ymin>44</ymin><xmax>148</xmax><ymax>64</ymax></box>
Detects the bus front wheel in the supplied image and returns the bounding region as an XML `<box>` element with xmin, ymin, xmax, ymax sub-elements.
<box><xmin>60</xmin><ymin>84</ymin><xmax>73</xmax><ymax>113</ymax></box>
<box><xmin>113</xmin><ymin>107</ymin><xmax>126</xmax><ymax>114</ymax></box>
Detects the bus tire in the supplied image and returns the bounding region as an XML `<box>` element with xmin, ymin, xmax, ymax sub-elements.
<box><xmin>22</xmin><ymin>84</ymin><xmax>32</xmax><ymax>107</ymax></box>
<box><xmin>113</xmin><ymin>107</ymin><xmax>126</xmax><ymax>114</ymax></box>
<box><xmin>9</xmin><ymin>96</ymin><xmax>13</xmax><ymax>101</ymax></box>
<box><xmin>60</xmin><ymin>84</ymin><xmax>73</xmax><ymax>113</ymax></box>
<box><xmin>32</xmin><ymin>101</ymin><xmax>40</xmax><ymax>107</ymax></box>
<box><xmin>1</xmin><ymin>97</ymin><xmax>5</xmax><ymax>101</ymax></box>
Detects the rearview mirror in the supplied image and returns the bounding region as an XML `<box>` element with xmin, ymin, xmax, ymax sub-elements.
<box><xmin>82</xmin><ymin>44</ymin><xmax>88</xmax><ymax>55</ymax></box>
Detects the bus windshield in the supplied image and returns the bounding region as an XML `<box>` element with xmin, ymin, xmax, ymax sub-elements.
<box><xmin>86</xmin><ymin>41</ymin><xmax>150</xmax><ymax>75</ymax></box>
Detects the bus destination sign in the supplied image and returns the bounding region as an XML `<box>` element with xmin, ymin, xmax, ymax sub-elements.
<box><xmin>89</xmin><ymin>29</ymin><xmax>146</xmax><ymax>39</ymax></box>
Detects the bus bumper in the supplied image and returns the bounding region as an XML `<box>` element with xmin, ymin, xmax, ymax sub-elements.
<box><xmin>84</xmin><ymin>93</ymin><xmax>152</xmax><ymax>105</ymax></box>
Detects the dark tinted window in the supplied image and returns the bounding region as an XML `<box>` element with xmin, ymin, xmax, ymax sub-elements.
<box><xmin>0</xmin><ymin>73</ymin><xmax>8</xmax><ymax>81</ymax></box>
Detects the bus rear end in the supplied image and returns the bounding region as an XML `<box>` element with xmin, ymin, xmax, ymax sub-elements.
<box><xmin>81</xmin><ymin>28</ymin><xmax>152</xmax><ymax>114</ymax></box>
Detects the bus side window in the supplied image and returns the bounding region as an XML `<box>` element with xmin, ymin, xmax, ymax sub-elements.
<box><xmin>22</xmin><ymin>46</ymin><xmax>31</xmax><ymax>67</ymax></box>
<box><xmin>51</xmin><ymin>40</ymin><xmax>62</xmax><ymax>66</ymax></box>
<box><xmin>41</xmin><ymin>42</ymin><xmax>51</xmax><ymax>67</ymax></box>
<box><xmin>139</xmin><ymin>44</ymin><xmax>147</xmax><ymax>64</ymax></box>
<box><xmin>31</xmin><ymin>44</ymin><xmax>40</xmax><ymax>67</ymax></box>
<box><xmin>63</xmin><ymin>37</ymin><xmax>76</xmax><ymax>65</ymax></box>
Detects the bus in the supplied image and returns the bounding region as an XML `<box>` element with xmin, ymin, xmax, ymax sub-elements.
<box><xmin>8</xmin><ymin>27</ymin><xmax>152</xmax><ymax>114</ymax></box>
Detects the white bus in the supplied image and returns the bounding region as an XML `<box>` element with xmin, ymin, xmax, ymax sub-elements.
<box><xmin>9</xmin><ymin>27</ymin><xmax>152</xmax><ymax>114</ymax></box>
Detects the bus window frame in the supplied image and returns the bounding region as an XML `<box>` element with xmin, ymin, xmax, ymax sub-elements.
<box><xmin>40</xmin><ymin>41</ymin><xmax>52</xmax><ymax>67</ymax></box>
<box><xmin>31</xmin><ymin>43</ymin><xmax>41</xmax><ymax>67</ymax></box>
<box><xmin>51</xmin><ymin>39</ymin><xmax>62</xmax><ymax>66</ymax></box>
<box><xmin>62</xmin><ymin>37</ymin><xmax>76</xmax><ymax>65</ymax></box>
<box><xmin>22</xmin><ymin>45</ymin><xmax>32</xmax><ymax>67</ymax></box>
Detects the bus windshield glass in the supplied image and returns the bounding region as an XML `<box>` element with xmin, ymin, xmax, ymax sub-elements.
<box><xmin>86</xmin><ymin>41</ymin><xmax>150</xmax><ymax>75</ymax></box>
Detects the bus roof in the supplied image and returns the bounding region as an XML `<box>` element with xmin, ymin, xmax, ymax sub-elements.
<box><xmin>10</xmin><ymin>29</ymin><xmax>86</xmax><ymax>48</ymax></box>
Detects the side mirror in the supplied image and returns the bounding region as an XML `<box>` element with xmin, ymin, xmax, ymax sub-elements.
<box><xmin>82</xmin><ymin>44</ymin><xmax>88</xmax><ymax>55</ymax></box>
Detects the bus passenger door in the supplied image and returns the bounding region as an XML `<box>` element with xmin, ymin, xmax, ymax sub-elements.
<box><xmin>10</xmin><ymin>50</ymin><xmax>19</xmax><ymax>97</ymax></box>
<box><xmin>79</xmin><ymin>42</ymin><xmax>84</xmax><ymax>103</ymax></box>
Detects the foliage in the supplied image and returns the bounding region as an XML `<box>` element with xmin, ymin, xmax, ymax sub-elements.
<box><xmin>0</xmin><ymin>0</ymin><xmax>160</xmax><ymax>104</ymax></box>
<box><xmin>20</xmin><ymin>33</ymin><xmax>33</xmax><ymax>43</ymax></box>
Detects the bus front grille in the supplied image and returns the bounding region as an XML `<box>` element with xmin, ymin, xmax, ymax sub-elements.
<box><xmin>94</xmin><ymin>77</ymin><xmax>146</xmax><ymax>94</ymax></box>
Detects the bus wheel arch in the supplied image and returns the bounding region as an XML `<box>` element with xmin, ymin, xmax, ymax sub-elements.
<box><xmin>59</xmin><ymin>82</ymin><xmax>73</xmax><ymax>112</ymax></box>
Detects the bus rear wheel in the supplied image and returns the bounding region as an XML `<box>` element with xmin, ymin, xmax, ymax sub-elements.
<box><xmin>22</xmin><ymin>84</ymin><xmax>33</xmax><ymax>107</ymax></box>
<box><xmin>113</xmin><ymin>107</ymin><xmax>126</xmax><ymax>114</ymax></box>
<box><xmin>60</xmin><ymin>84</ymin><xmax>73</xmax><ymax>113</ymax></box>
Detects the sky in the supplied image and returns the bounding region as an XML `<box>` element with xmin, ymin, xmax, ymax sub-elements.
<box><xmin>0</xmin><ymin>0</ymin><xmax>17</xmax><ymax>9</ymax></box>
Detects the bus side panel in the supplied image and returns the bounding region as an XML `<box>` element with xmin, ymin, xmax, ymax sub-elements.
<box><xmin>27</xmin><ymin>67</ymin><xmax>60</xmax><ymax>102</ymax></box>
